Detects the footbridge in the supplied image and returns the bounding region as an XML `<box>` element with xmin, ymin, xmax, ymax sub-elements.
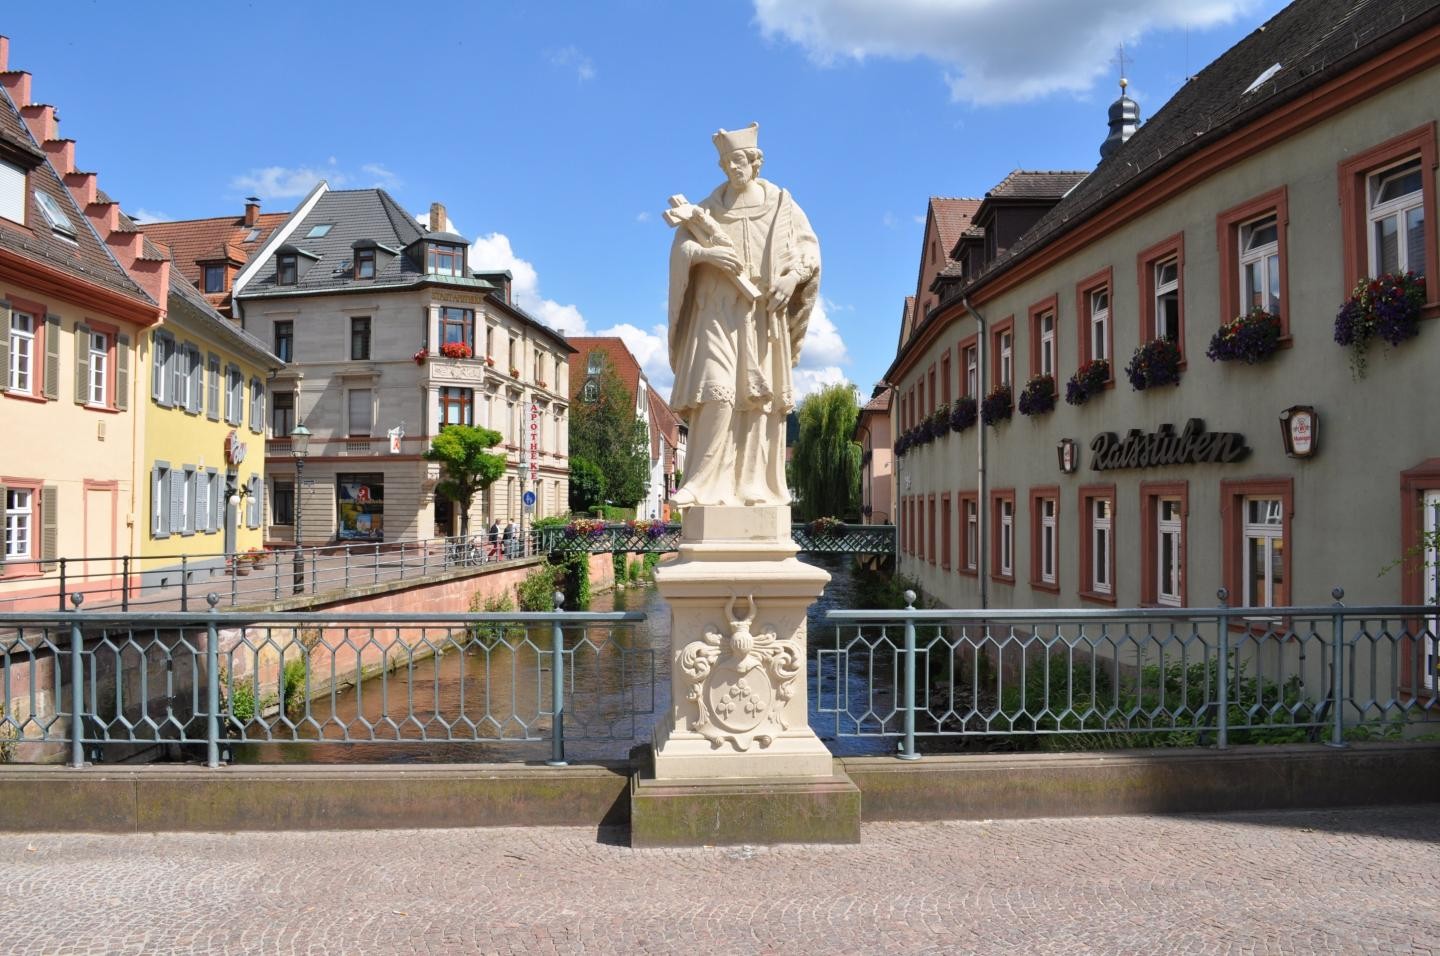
<box><xmin>537</xmin><ymin>521</ymin><xmax>896</xmax><ymax>556</ymax></box>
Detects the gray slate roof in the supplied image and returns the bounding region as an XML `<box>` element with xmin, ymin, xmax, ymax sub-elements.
<box><xmin>936</xmin><ymin>0</ymin><xmax>1440</xmax><ymax>291</ymax></box>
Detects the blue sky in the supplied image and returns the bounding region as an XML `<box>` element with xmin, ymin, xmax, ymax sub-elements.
<box><xmin>5</xmin><ymin>0</ymin><xmax>1286</xmax><ymax>400</ymax></box>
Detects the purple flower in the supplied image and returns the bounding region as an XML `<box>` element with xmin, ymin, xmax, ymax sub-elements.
<box><xmin>1017</xmin><ymin>375</ymin><xmax>1056</xmax><ymax>416</ymax></box>
<box><xmin>950</xmin><ymin>397</ymin><xmax>977</xmax><ymax>432</ymax></box>
<box><xmin>1125</xmin><ymin>339</ymin><xmax>1182</xmax><ymax>391</ymax></box>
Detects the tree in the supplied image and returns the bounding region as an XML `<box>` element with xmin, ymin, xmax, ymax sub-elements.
<box><xmin>791</xmin><ymin>382</ymin><xmax>861</xmax><ymax>521</ymax></box>
<box><xmin>569</xmin><ymin>455</ymin><xmax>605</xmax><ymax>514</ymax></box>
<box><xmin>424</xmin><ymin>425</ymin><xmax>507</xmax><ymax>537</ymax></box>
<box><xmin>570</xmin><ymin>355</ymin><xmax>650</xmax><ymax>509</ymax></box>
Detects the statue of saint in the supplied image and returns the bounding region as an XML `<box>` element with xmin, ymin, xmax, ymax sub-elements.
<box><xmin>665</xmin><ymin>123</ymin><xmax>821</xmax><ymax>508</ymax></box>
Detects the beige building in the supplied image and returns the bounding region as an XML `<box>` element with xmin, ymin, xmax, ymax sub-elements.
<box><xmin>232</xmin><ymin>187</ymin><xmax>573</xmax><ymax>544</ymax></box>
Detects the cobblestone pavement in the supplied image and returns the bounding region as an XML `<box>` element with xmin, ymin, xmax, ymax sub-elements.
<box><xmin>1</xmin><ymin>805</ymin><xmax>1436</xmax><ymax>955</ymax></box>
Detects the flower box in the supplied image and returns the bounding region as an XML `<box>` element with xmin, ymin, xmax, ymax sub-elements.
<box><xmin>509</xmin><ymin>367</ymin><xmax>522</xmax><ymax>378</ymax></box>
<box><xmin>1017</xmin><ymin>375</ymin><xmax>1056</xmax><ymax>417</ymax></box>
<box><xmin>412</xmin><ymin>348</ymin><xmax>428</xmax><ymax>365</ymax></box>
<box><xmin>1334</xmin><ymin>271</ymin><xmax>1425</xmax><ymax>378</ymax></box>
<box><xmin>1125</xmin><ymin>339</ymin><xmax>1182</xmax><ymax>391</ymax></box>
<box><xmin>1207</xmin><ymin>309</ymin><xmax>1281</xmax><ymax>365</ymax></box>
<box><xmin>485</xmin><ymin>356</ymin><xmax>496</xmax><ymax>367</ymax></box>
<box><xmin>981</xmin><ymin>384</ymin><xmax>1013</xmax><ymax>426</ymax></box>
<box><xmin>439</xmin><ymin>341</ymin><xmax>473</xmax><ymax>360</ymax></box>
<box><xmin>808</xmin><ymin>516</ymin><xmax>846</xmax><ymax>537</ymax></box>
<box><xmin>1065</xmin><ymin>359</ymin><xmax>1110</xmax><ymax>406</ymax></box>
<box><xmin>949</xmin><ymin>396</ymin><xmax>977</xmax><ymax>433</ymax></box>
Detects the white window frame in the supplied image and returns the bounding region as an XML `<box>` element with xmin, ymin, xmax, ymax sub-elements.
<box><xmin>1091</xmin><ymin>498</ymin><xmax>1113</xmax><ymax>595</ymax></box>
<box><xmin>1157</xmin><ymin>497</ymin><xmax>1182</xmax><ymax>608</ymax></box>
<box><xmin>964</xmin><ymin>346</ymin><xmax>978</xmax><ymax>396</ymax></box>
<box><xmin>1041</xmin><ymin>497</ymin><xmax>1057</xmax><ymax>585</ymax></box>
<box><xmin>965</xmin><ymin>499</ymin><xmax>978</xmax><ymax>571</ymax></box>
<box><xmin>999</xmin><ymin>331</ymin><xmax>1013</xmax><ymax>388</ymax></box>
<box><xmin>88</xmin><ymin>330</ymin><xmax>108</xmax><ymax>407</ymax></box>
<box><xmin>999</xmin><ymin>498</ymin><xmax>1014</xmax><ymax>578</ymax></box>
<box><xmin>4</xmin><ymin>488</ymin><xmax>32</xmax><ymax>559</ymax></box>
<box><xmin>1089</xmin><ymin>288</ymin><xmax>1109</xmax><ymax>362</ymax></box>
<box><xmin>1367</xmin><ymin>156</ymin><xmax>1425</xmax><ymax>276</ymax></box>
<box><xmin>1238</xmin><ymin>214</ymin><xmax>1280</xmax><ymax>315</ymax></box>
<box><xmin>1154</xmin><ymin>257</ymin><xmax>1180</xmax><ymax>342</ymax></box>
<box><xmin>1242</xmin><ymin>496</ymin><xmax>1285</xmax><ymax>608</ymax></box>
<box><xmin>1039</xmin><ymin>313</ymin><xmax>1055</xmax><ymax>377</ymax></box>
<box><xmin>9</xmin><ymin>310</ymin><xmax>34</xmax><ymax>394</ymax></box>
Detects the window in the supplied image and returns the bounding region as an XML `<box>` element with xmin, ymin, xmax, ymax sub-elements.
<box><xmin>34</xmin><ymin>190</ymin><xmax>76</xmax><ymax>241</ymax></box>
<box><xmin>1079</xmin><ymin>486</ymin><xmax>1116</xmax><ymax>604</ymax></box>
<box><xmin>440</xmin><ymin>307</ymin><xmax>474</xmax><ymax>349</ymax></box>
<box><xmin>486</xmin><ymin>326</ymin><xmax>495</xmax><ymax>360</ymax></box>
<box><xmin>203</xmin><ymin>264</ymin><xmax>225</xmax><ymax>294</ymax></box>
<box><xmin>1399</xmin><ymin>460</ymin><xmax>1440</xmax><ymax>691</ymax></box>
<box><xmin>351</xmin><ymin>316</ymin><xmax>371</xmax><ymax>361</ymax></box>
<box><xmin>277</xmin><ymin>254</ymin><xmax>298</xmax><ymax>285</ymax></box>
<box><xmin>1220</xmin><ymin>479</ymin><xmax>1292</xmax><ymax>614</ymax></box>
<box><xmin>273</xmin><ymin>481</ymin><xmax>295</xmax><ymax>526</ymax></box>
<box><xmin>940</xmin><ymin>493</ymin><xmax>952</xmax><ymax>570</ymax></box>
<box><xmin>274</xmin><ymin>321</ymin><xmax>293</xmax><ymax>362</ymax></box>
<box><xmin>927</xmin><ymin>495</ymin><xmax>937</xmax><ymax>565</ymax></box>
<box><xmin>8</xmin><ymin>310</ymin><xmax>34</xmax><ymax>393</ymax></box>
<box><xmin>151</xmin><ymin>463</ymin><xmax>170</xmax><ymax>538</ymax></box>
<box><xmin>427</xmin><ymin>244</ymin><xmax>463</xmax><ymax>276</ymax></box>
<box><xmin>207</xmin><ymin>354</ymin><xmax>220</xmax><ymax>421</ymax></box>
<box><xmin>186</xmin><ymin>346</ymin><xmax>203</xmax><ymax>414</ymax></box>
<box><xmin>940</xmin><ymin>352</ymin><xmax>952</xmax><ymax>405</ymax></box>
<box><xmin>152</xmin><ymin>332</ymin><xmax>173</xmax><ymax>406</ymax></box>
<box><xmin>354</xmin><ymin>248</ymin><xmax>375</xmax><ymax>279</ymax></box>
<box><xmin>961</xmin><ymin>494</ymin><xmax>979</xmax><ymax>574</ymax></box>
<box><xmin>1028</xmin><ymin>297</ymin><xmax>1058</xmax><ymax>378</ymax></box>
<box><xmin>961</xmin><ymin>340</ymin><xmax>978</xmax><ymax>397</ymax></box>
<box><xmin>272</xmin><ymin>390</ymin><xmax>294</xmax><ymax>437</ymax></box>
<box><xmin>225</xmin><ymin>366</ymin><xmax>242</xmax><ymax>425</ymax></box>
<box><xmin>248</xmin><ymin>379</ymin><xmax>264</xmax><ymax>434</ymax></box>
<box><xmin>87</xmin><ymin>330</ymin><xmax>108</xmax><ymax>406</ymax></box>
<box><xmin>305</xmin><ymin>223</ymin><xmax>333</xmax><ymax>239</ymax></box>
<box><xmin>243</xmin><ymin>227</ymin><xmax>261</xmax><ymax>243</ymax></box>
<box><xmin>991</xmin><ymin>491</ymin><xmax>1015</xmax><ymax>583</ymax></box>
<box><xmin>1141</xmin><ymin>482</ymin><xmax>1188</xmax><ymax>608</ymax></box>
<box><xmin>1075</xmin><ymin>268</ymin><xmax>1114</xmax><ymax>374</ymax></box>
<box><xmin>1029</xmin><ymin>488</ymin><xmax>1059</xmax><ymax>592</ymax></box>
<box><xmin>180</xmin><ymin>467</ymin><xmax>194</xmax><ymax>536</ymax></box>
<box><xmin>995</xmin><ymin>326</ymin><xmax>1013</xmax><ymax>389</ymax></box>
<box><xmin>440</xmin><ymin>387</ymin><xmax>474</xmax><ymax>427</ymax></box>
<box><xmin>586</xmin><ymin>351</ymin><xmax>603</xmax><ymax>375</ymax></box>
<box><xmin>1340</xmin><ymin>124</ymin><xmax>1438</xmax><ymax>295</ymax></box>
<box><xmin>1139</xmin><ymin>234</ymin><xmax>1185</xmax><ymax>359</ymax></box>
<box><xmin>0</xmin><ymin>158</ymin><xmax>24</xmax><ymax>224</ymax></box>
<box><xmin>1217</xmin><ymin>187</ymin><xmax>1289</xmax><ymax>336</ymax></box>
<box><xmin>4</xmin><ymin>487</ymin><xmax>31</xmax><ymax>559</ymax></box>
<box><xmin>348</xmin><ymin>388</ymin><xmax>373</xmax><ymax>436</ymax></box>
<box><xmin>171</xmin><ymin>340</ymin><xmax>188</xmax><ymax>409</ymax></box>
<box><xmin>1154</xmin><ymin>259</ymin><xmax>1180</xmax><ymax>341</ymax></box>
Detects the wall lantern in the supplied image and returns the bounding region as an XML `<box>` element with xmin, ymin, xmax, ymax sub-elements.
<box><xmin>1057</xmin><ymin>438</ymin><xmax>1079</xmax><ymax>474</ymax></box>
<box><xmin>1278</xmin><ymin>405</ymin><xmax>1318</xmax><ymax>459</ymax></box>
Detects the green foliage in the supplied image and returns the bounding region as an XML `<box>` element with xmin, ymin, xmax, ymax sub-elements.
<box><xmin>561</xmin><ymin>551</ymin><xmax>592</xmax><ymax>609</ymax></box>
<box><xmin>570</xmin><ymin>355</ymin><xmax>650</xmax><ymax>508</ymax></box>
<box><xmin>469</xmin><ymin>590</ymin><xmax>524</xmax><ymax>645</ymax></box>
<box><xmin>591</xmin><ymin>504</ymin><xmax>635</xmax><ymax>521</ymax></box>
<box><xmin>517</xmin><ymin>562</ymin><xmax>560</xmax><ymax>611</ymax></box>
<box><xmin>626</xmin><ymin>557</ymin><xmax>642</xmax><ymax>582</ymax></box>
<box><xmin>280</xmin><ymin>658</ymin><xmax>309</xmax><ymax>719</ymax></box>
<box><xmin>531</xmin><ymin>515</ymin><xmax>567</xmax><ymax>531</ymax></box>
<box><xmin>854</xmin><ymin>570</ymin><xmax>922</xmax><ymax>610</ymax></box>
<box><xmin>0</xmin><ymin>703</ymin><xmax>15</xmax><ymax>763</ymax></box>
<box><xmin>423</xmin><ymin>425</ymin><xmax>507</xmax><ymax>536</ymax></box>
<box><xmin>792</xmin><ymin>382</ymin><xmax>861</xmax><ymax>521</ymax></box>
<box><xmin>220</xmin><ymin>667</ymin><xmax>257</xmax><ymax>725</ymax></box>
<box><xmin>642</xmin><ymin>552</ymin><xmax>660</xmax><ymax>578</ymax></box>
<box><xmin>568</xmin><ymin>456</ymin><xmax>605</xmax><ymax>514</ymax></box>
<box><xmin>612</xmin><ymin>551</ymin><xmax>627</xmax><ymax>582</ymax></box>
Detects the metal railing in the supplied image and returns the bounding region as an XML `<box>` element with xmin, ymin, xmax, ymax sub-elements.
<box><xmin>538</xmin><ymin>522</ymin><xmax>898</xmax><ymax>555</ymax></box>
<box><xmin>821</xmin><ymin>588</ymin><xmax>1440</xmax><ymax>759</ymax></box>
<box><xmin>0</xmin><ymin>594</ymin><xmax>652</xmax><ymax>767</ymax></box>
<box><xmin>0</xmin><ymin>531</ymin><xmax>548</xmax><ymax>613</ymax></box>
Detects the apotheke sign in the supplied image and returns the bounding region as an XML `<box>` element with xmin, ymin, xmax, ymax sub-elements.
<box><xmin>1089</xmin><ymin>419</ymin><xmax>1249</xmax><ymax>472</ymax></box>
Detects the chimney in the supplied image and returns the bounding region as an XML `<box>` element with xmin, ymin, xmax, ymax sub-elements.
<box><xmin>1099</xmin><ymin>77</ymin><xmax>1140</xmax><ymax>162</ymax></box>
<box><xmin>0</xmin><ymin>35</ymin><xmax>10</xmax><ymax>73</ymax></box>
<box><xmin>429</xmin><ymin>202</ymin><xmax>446</xmax><ymax>233</ymax></box>
<box><xmin>244</xmin><ymin>197</ymin><xmax>260</xmax><ymax>227</ymax></box>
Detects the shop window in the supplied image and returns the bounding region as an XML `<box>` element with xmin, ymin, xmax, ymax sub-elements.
<box><xmin>991</xmin><ymin>490</ymin><xmax>1015</xmax><ymax>584</ymax></box>
<box><xmin>1217</xmin><ymin>187</ymin><xmax>1290</xmax><ymax>336</ymax></box>
<box><xmin>338</xmin><ymin>474</ymin><xmax>385</xmax><ymax>541</ymax></box>
<box><xmin>1339</xmin><ymin>124</ymin><xmax>1439</xmax><ymax>295</ymax></box>
<box><xmin>1140</xmin><ymin>482</ymin><xmax>1188</xmax><ymax>607</ymax></box>
<box><xmin>1029</xmin><ymin>488</ymin><xmax>1059</xmax><ymax>592</ymax></box>
<box><xmin>1079</xmin><ymin>485</ymin><xmax>1116</xmax><ymax>605</ymax></box>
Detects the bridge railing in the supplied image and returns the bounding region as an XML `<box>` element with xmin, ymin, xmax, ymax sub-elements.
<box><xmin>821</xmin><ymin>587</ymin><xmax>1440</xmax><ymax>759</ymax></box>
<box><xmin>0</xmin><ymin>530</ymin><xmax>547</xmax><ymax>614</ymax></box>
<box><xmin>0</xmin><ymin>594</ymin><xmax>651</xmax><ymax>767</ymax></box>
<box><xmin>538</xmin><ymin>521</ymin><xmax>897</xmax><ymax>555</ymax></box>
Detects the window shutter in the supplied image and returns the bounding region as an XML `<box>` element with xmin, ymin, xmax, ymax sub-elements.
<box><xmin>40</xmin><ymin>485</ymin><xmax>58</xmax><ymax>568</ymax></box>
<box><xmin>196</xmin><ymin>474</ymin><xmax>209</xmax><ymax>534</ymax></box>
<box><xmin>43</xmin><ymin>314</ymin><xmax>60</xmax><ymax>400</ymax></box>
<box><xmin>251</xmin><ymin>381</ymin><xmax>264</xmax><ymax>434</ymax></box>
<box><xmin>185</xmin><ymin>470</ymin><xmax>197</xmax><ymax>535</ymax></box>
<box><xmin>169</xmin><ymin>468</ymin><xmax>184</xmax><ymax>534</ymax></box>
<box><xmin>116</xmin><ymin>334</ymin><xmax>130</xmax><ymax>411</ymax></box>
<box><xmin>191</xmin><ymin>351</ymin><xmax>203</xmax><ymax>414</ymax></box>
<box><xmin>151</xmin><ymin>466</ymin><xmax>162</xmax><ymax>538</ymax></box>
<box><xmin>214</xmin><ymin>472</ymin><xmax>225</xmax><ymax>532</ymax></box>
<box><xmin>151</xmin><ymin>334</ymin><xmax>165</xmax><ymax>405</ymax></box>
<box><xmin>73</xmin><ymin>323</ymin><xmax>90</xmax><ymax>404</ymax></box>
<box><xmin>207</xmin><ymin>355</ymin><xmax>220</xmax><ymax>421</ymax></box>
<box><xmin>0</xmin><ymin>301</ymin><xmax>9</xmax><ymax>393</ymax></box>
<box><xmin>256</xmin><ymin>479</ymin><xmax>265</xmax><ymax>531</ymax></box>
<box><xmin>0</xmin><ymin>482</ymin><xmax>7</xmax><ymax>573</ymax></box>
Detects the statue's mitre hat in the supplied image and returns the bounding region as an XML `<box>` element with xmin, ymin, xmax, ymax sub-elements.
<box><xmin>713</xmin><ymin>122</ymin><xmax>760</xmax><ymax>156</ymax></box>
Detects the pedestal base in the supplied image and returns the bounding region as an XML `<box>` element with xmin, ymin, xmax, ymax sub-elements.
<box><xmin>630</xmin><ymin>748</ymin><xmax>861</xmax><ymax>847</ymax></box>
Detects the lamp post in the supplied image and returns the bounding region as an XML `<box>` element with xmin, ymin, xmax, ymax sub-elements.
<box><xmin>290</xmin><ymin>422</ymin><xmax>311</xmax><ymax>595</ymax></box>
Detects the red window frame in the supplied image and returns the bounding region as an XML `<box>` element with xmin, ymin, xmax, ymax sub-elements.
<box><xmin>1399</xmin><ymin>459</ymin><xmax>1440</xmax><ymax>691</ymax></box>
<box><xmin>1137</xmin><ymin>232</ymin><xmax>1186</xmax><ymax>365</ymax></box>
<box><xmin>1029</xmin><ymin>486</ymin><xmax>1060</xmax><ymax>594</ymax></box>
<box><xmin>940</xmin><ymin>352</ymin><xmax>952</xmax><ymax>406</ymax></box>
<box><xmin>1028</xmin><ymin>295</ymin><xmax>1058</xmax><ymax>379</ymax></box>
<box><xmin>1074</xmin><ymin>267</ymin><xmax>1115</xmax><ymax>382</ymax></box>
<box><xmin>927</xmin><ymin>494</ymin><xmax>937</xmax><ymax>566</ymax></box>
<box><xmin>83</xmin><ymin>319</ymin><xmax>120</xmax><ymax>412</ymax></box>
<box><xmin>0</xmin><ymin>475</ymin><xmax>43</xmax><ymax>578</ymax></box>
<box><xmin>1078</xmin><ymin>484</ymin><xmax>1117</xmax><ymax>605</ymax></box>
<box><xmin>1139</xmin><ymin>480</ymin><xmax>1189</xmax><ymax>607</ymax></box>
<box><xmin>989</xmin><ymin>316</ymin><xmax>1015</xmax><ymax>400</ymax></box>
<box><xmin>940</xmin><ymin>492</ymin><xmax>952</xmax><ymax>571</ymax></box>
<box><xmin>4</xmin><ymin>295</ymin><xmax>49</xmax><ymax>404</ymax></box>
<box><xmin>354</xmin><ymin>248</ymin><xmax>376</xmax><ymax>280</ymax></box>
<box><xmin>1216</xmin><ymin>187</ymin><xmax>1291</xmax><ymax>339</ymax></box>
<box><xmin>957</xmin><ymin>335</ymin><xmax>978</xmax><ymax>398</ymax></box>
<box><xmin>1219</xmin><ymin>477</ymin><xmax>1294</xmax><ymax>613</ymax></box>
<box><xmin>990</xmin><ymin>488</ymin><xmax>1016</xmax><ymax>585</ymax></box>
<box><xmin>958</xmin><ymin>491</ymin><xmax>979</xmax><ymax>577</ymax></box>
<box><xmin>440</xmin><ymin>307</ymin><xmax>474</xmax><ymax>349</ymax></box>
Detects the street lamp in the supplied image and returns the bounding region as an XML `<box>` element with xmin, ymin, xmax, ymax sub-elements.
<box><xmin>290</xmin><ymin>422</ymin><xmax>311</xmax><ymax>594</ymax></box>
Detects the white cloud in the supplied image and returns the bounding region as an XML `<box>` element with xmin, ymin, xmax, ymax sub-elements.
<box><xmin>752</xmin><ymin>0</ymin><xmax>1257</xmax><ymax>105</ymax></box>
<box><xmin>798</xmin><ymin>299</ymin><xmax>851</xmax><ymax>368</ymax></box>
<box><xmin>792</xmin><ymin>366</ymin><xmax>851</xmax><ymax>400</ymax></box>
<box><xmin>360</xmin><ymin>163</ymin><xmax>401</xmax><ymax>188</ymax></box>
<box><xmin>882</xmin><ymin>211</ymin><xmax>898</xmax><ymax>229</ymax></box>
<box><xmin>548</xmin><ymin>46</ymin><xmax>596</xmax><ymax>82</ymax></box>
<box><xmin>635</xmin><ymin>211</ymin><xmax>652</xmax><ymax>223</ymax></box>
<box><xmin>129</xmin><ymin>207</ymin><xmax>171</xmax><ymax>223</ymax></box>
<box><xmin>468</xmin><ymin>231</ymin><xmax>591</xmax><ymax>337</ymax></box>
<box><xmin>597</xmin><ymin>322</ymin><xmax>674</xmax><ymax>394</ymax></box>
<box><xmin>231</xmin><ymin>165</ymin><xmax>342</xmax><ymax>200</ymax></box>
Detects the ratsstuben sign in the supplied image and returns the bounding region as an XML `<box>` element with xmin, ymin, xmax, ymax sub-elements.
<box><xmin>1089</xmin><ymin>418</ymin><xmax>1249</xmax><ymax>471</ymax></box>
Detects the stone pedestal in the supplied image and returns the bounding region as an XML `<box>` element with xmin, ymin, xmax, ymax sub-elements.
<box><xmin>648</xmin><ymin>505</ymin><xmax>835</xmax><ymax>781</ymax></box>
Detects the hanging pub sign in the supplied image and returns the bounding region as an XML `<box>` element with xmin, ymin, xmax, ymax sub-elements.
<box><xmin>1278</xmin><ymin>405</ymin><xmax>1318</xmax><ymax>459</ymax></box>
<box><xmin>224</xmin><ymin>429</ymin><xmax>247</xmax><ymax>467</ymax></box>
<box><xmin>1057</xmin><ymin>438</ymin><xmax>1079</xmax><ymax>474</ymax></box>
<box><xmin>1089</xmin><ymin>418</ymin><xmax>1249</xmax><ymax>472</ymax></box>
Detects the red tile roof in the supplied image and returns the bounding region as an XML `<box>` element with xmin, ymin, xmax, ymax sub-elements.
<box><xmin>928</xmin><ymin>198</ymin><xmax>981</xmax><ymax>257</ymax></box>
<box><xmin>569</xmin><ymin>335</ymin><xmax>685</xmax><ymax>469</ymax></box>
<box><xmin>141</xmin><ymin>210</ymin><xmax>289</xmax><ymax>310</ymax></box>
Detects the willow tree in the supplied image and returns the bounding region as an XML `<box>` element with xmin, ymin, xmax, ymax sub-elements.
<box><xmin>791</xmin><ymin>382</ymin><xmax>861</xmax><ymax>521</ymax></box>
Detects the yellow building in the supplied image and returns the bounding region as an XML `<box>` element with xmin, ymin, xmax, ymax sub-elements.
<box><xmin>138</xmin><ymin>278</ymin><xmax>280</xmax><ymax>585</ymax></box>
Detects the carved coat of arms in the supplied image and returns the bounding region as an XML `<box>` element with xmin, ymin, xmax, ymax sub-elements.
<box><xmin>678</xmin><ymin>594</ymin><xmax>802</xmax><ymax>751</ymax></box>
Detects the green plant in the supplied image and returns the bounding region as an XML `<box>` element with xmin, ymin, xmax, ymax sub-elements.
<box><xmin>517</xmin><ymin>562</ymin><xmax>560</xmax><ymax>611</ymax></box>
<box><xmin>642</xmin><ymin>552</ymin><xmax>660</xmax><ymax>578</ymax></box>
<box><xmin>626</xmin><ymin>557</ymin><xmax>642</xmax><ymax>582</ymax></box>
<box><xmin>561</xmin><ymin>551</ymin><xmax>592</xmax><ymax>609</ymax></box>
<box><xmin>280</xmin><ymin>658</ymin><xmax>309</xmax><ymax>719</ymax></box>
<box><xmin>853</xmin><ymin>570</ymin><xmax>921</xmax><ymax>610</ymax></box>
<box><xmin>532</xmin><ymin>515</ymin><xmax>567</xmax><ymax>531</ymax></box>
<box><xmin>423</xmin><ymin>424</ymin><xmax>507</xmax><ymax>537</ymax></box>
<box><xmin>220</xmin><ymin>667</ymin><xmax>257</xmax><ymax>725</ymax></box>
<box><xmin>0</xmin><ymin>703</ymin><xmax>15</xmax><ymax>763</ymax></box>
<box><xmin>613</xmin><ymin>551</ymin><xmax>627</xmax><ymax>582</ymax></box>
<box><xmin>470</xmin><ymin>590</ymin><xmax>524</xmax><ymax>645</ymax></box>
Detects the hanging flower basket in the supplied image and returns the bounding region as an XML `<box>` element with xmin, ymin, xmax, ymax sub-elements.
<box><xmin>564</xmin><ymin>518</ymin><xmax>608</xmax><ymax>540</ymax></box>
<box><xmin>1017</xmin><ymin>374</ymin><xmax>1056</xmax><ymax>417</ymax></box>
<box><xmin>980</xmin><ymin>384</ymin><xmax>1013</xmax><ymax>426</ymax></box>
<box><xmin>1125</xmin><ymin>339</ymin><xmax>1183</xmax><ymax>391</ymax></box>
<box><xmin>949</xmin><ymin>396</ymin><xmax>977</xmax><ymax>433</ymax></box>
<box><xmin>1207</xmin><ymin>308</ymin><xmax>1282</xmax><ymax>365</ymax></box>
<box><xmin>485</xmin><ymin>356</ymin><xmax>496</xmax><ymax>367</ymax></box>
<box><xmin>626</xmin><ymin>518</ymin><xmax>669</xmax><ymax>540</ymax></box>
<box><xmin>1065</xmin><ymin>359</ymin><xmax>1110</xmax><ymax>406</ymax></box>
<box><xmin>439</xmin><ymin>341</ymin><xmax>473</xmax><ymax>360</ymax></box>
<box><xmin>928</xmin><ymin>404</ymin><xmax>951</xmax><ymax>437</ymax></box>
<box><xmin>509</xmin><ymin>366</ymin><xmax>522</xmax><ymax>378</ymax></box>
<box><xmin>1334</xmin><ymin>271</ymin><xmax>1426</xmax><ymax>378</ymax></box>
<box><xmin>412</xmin><ymin>348</ymin><xmax>428</xmax><ymax>365</ymax></box>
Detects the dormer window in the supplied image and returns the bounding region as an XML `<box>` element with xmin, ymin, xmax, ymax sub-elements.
<box><xmin>34</xmin><ymin>190</ymin><xmax>76</xmax><ymax>241</ymax></box>
<box><xmin>203</xmin><ymin>264</ymin><xmax>226</xmax><ymax>294</ymax></box>
<box><xmin>0</xmin><ymin>158</ymin><xmax>24</xmax><ymax>224</ymax></box>
<box><xmin>355</xmin><ymin>248</ymin><xmax>376</xmax><ymax>279</ymax></box>
<box><xmin>427</xmin><ymin>244</ymin><xmax>464</xmax><ymax>277</ymax></box>
<box><xmin>277</xmin><ymin>254</ymin><xmax>298</xmax><ymax>285</ymax></box>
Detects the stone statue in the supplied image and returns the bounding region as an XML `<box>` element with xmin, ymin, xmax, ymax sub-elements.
<box><xmin>665</xmin><ymin>122</ymin><xmax>821</xmax><ymax>508</ymax></box>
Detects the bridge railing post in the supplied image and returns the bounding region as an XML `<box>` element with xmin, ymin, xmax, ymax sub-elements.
<box><xmin>548</xmin><ymin>591</ymin><xmax>567</xmax><ymax>767</ymax></box>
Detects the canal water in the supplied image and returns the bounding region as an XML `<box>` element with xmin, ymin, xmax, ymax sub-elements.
<box><xmin>233</xmin><ymin>553</ymin><xmax>889</xmax><ymax>764</ymax></box>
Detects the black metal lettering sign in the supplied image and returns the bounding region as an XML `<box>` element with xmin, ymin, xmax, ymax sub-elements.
<box><xmin>1089</xmin><ymin>418</ymin><xmax>1249</xmax><ymax>471</ymax></box>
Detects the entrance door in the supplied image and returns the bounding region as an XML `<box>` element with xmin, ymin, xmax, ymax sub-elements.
<box><xmin>435</xmin><ymin>497</ymin><xmax>453</xmax><ymax>538</ymax></box>
<box><xmin>1425</xmin><ymin>491</ymin><xmax>1440</xmax><ymax>691</ymax></box>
